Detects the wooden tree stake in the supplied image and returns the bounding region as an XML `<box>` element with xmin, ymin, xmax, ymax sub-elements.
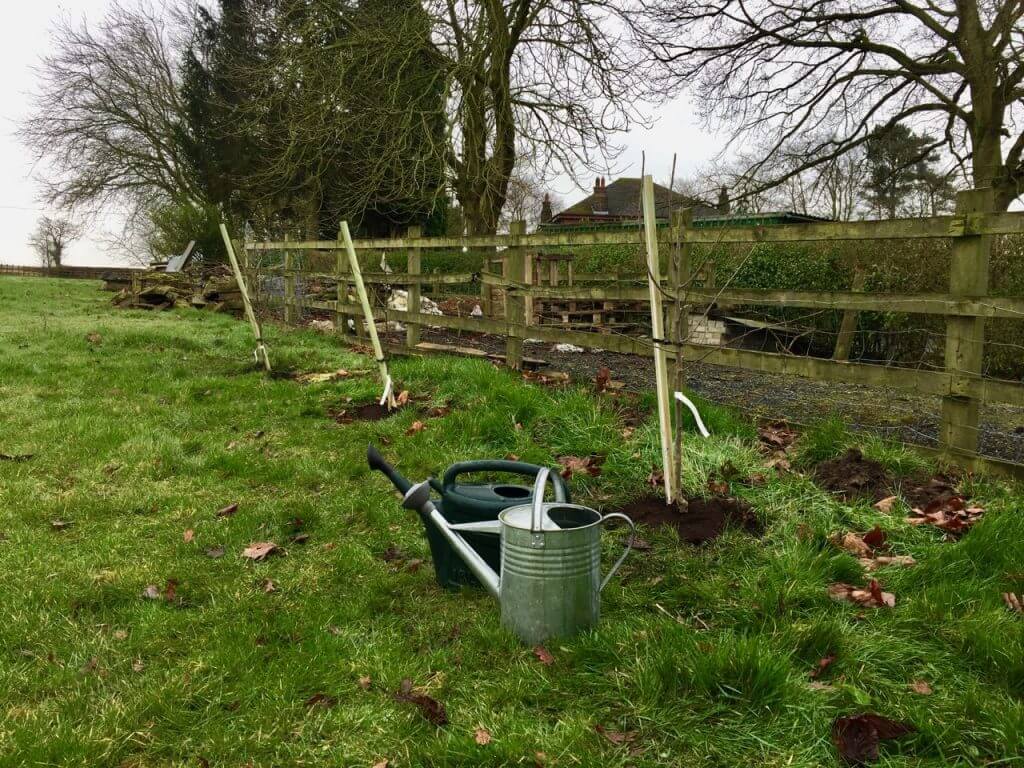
<box><xmin>219</xmin><ymin>222</ymin><xmax>271</xmax><ymax>371</ymax></box>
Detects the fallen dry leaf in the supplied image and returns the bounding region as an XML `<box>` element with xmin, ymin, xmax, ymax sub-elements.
<box><xmin>215</xmin><ymin>502</ymin><xmax>239</xmax><ymax>518</ymax></box>
<box><xmin>707</xmin><ymin>479</ymin><xmax>730</xmax><ymax>496</ymax></box>
<box><xmin>810</xmin><ymin>655</ymin><xmax>836</xmax><ymax>679</ymax></box>
<box><xmin>873</xmin><ymin>495</ymin><xmax>898</xmax><ymax>513</ymax></box>
<box><xmin>395</xmin><ymin>390</ymin><xmax>410</xmax><ymax>406</ymax></box>
<box><xmin>905</xmin><ymin>495</ymin><xmax>983</xmax><ymax>537</ymax></box>
<box><xmin>304</xmin><ymin>692</ymin><xmax>337</xmax><ymax>709</ymax></box>
<box><xmin>242</xmin><ymin>541</ymin><xmax>279</xmax><ymax>561</ymax></box>
<box><xmin>647</xmin><ymin>467</ymin><xmax>664</xmax><ymax>488</ymax></box>
<box><xmin>757</xmin><ymin>421</ymin><xmax>798</xmax><ymax>451</ymax></box>
<box><xmin>204</xmin><ymin>546</ymin><xmax>225</xmax><ymax>559</ymax></box>
<box><xmin>621</xmin><ymin>426</ymin><xmax>636</xmax><ymax>440</ymax></box>
<box><xmin>132</xmin><ymin>658</ymin><xmax>145</xmax><ymax>673</ymax></box>
<box><xmin>862</xmin><ymin>555</ymin><xmax>916</xmax><ymax>571</ymax></box>
<box><xmin>862</xmin><ymin>525</ymin><xmax>886</xmax><ymax>549</ymax></box>
<box><xmin>630</xmin><ymin>536</ymin><xmax>653</xmax><ymax>552</ymax></box>
<box><xmin>394</xmin><ymin>679</ymin><xmax>448</xmax><ymax>726</ymax></box>
<box><xmin>296</xmin><ymin>369</ymin><xmax>350</xmax><ymax>384</ymax></box>
<box><xmin>558</xmin><ymin>454</ymin><xmax>604</xmax><ymax>479</ymax></box>
<box><xmin>358</xmin><ymin>675</ymin><xmax>372</xmax><ymax>690</ymax></box>
<box><xmin>86</xmin><ymin>331</ymin><xmax>102</xmax><ymax>345</ymax></box>
<box><xmin>79</xmin><ymin>657</ymin><xmax>100</xmax><ymax>675</ymax></box>
<box><xmin>533</xmin><ymin>645</ymin><xmax>555</xmax><ymax>665</ymax></box>
<box><xmin>405</xmin><ymin>558</ymin><xmax>424</xmax><ymax>573</ymax></box>
<box><xmin>831</xmin><ymin>713</ymin><xmax>916</xmax><ymax>765</ymax></box>
<box><xmin>51</xmin><ymin>520</ymin><xmax>72</xmax><ymax>531</ymax></box>
<box><xmin>183</xmin><ymin>529</ymin><xmax>195</xmax><ymax>543</ymax></box>
<box><xmin>141</xmin><ymin>584</ymin><xmax>162</xmax><ymax>601</ymax></box>
<box><xmin>382</xmin><ymin>545</ymin><xmax>406</xmax><ymax>562</ymax></box>
<box><xmin>405</xmin><ymin>420</ymin><xmax>426</xmax><ymax>436</ymax></box>
<box><xmin>909</xmin><ymin>680</ymin><xmax>932</xmax><ymax>695</ymax></box>
<box><xmin>474</xmin><ymin>726</ymin><xmax>492</xmax><ymax>745</ymax></box>
<box><xmin>829</xmin><ymin>580</ymin><xmax>896</xmax><ymax>608</ymax></box>
<box><xmin>595</xmin><ymin>725</ymin><xmax>638</xmax><ymax>746</ymax></box>
<box><xmin>1</xmin><ymin>452</ymin><xmax>34</xmax><ymax>461</ymax></box>
<box><xmin>595</xmin><ymin>366</ymin><xmax>611</xmax><ymax>392</ymax></box>
<box><xmin>261</xmin><ymin>579</ymin><xmax>277</xmax><ymax>593</ymax></box>
<box><xmin>1004</xmin><ymin>592</ymin><xmax>1023</xmax><ymax>613</ymax></box>
<box><xmin>372</xmin><ymin>760</ymin><xmax>389</xmax><ymax>768</ymax></box>
<box><xmin>834</xmin><ymin>532</ymin><xmax>873</xmax><ymax>558</ymax></box>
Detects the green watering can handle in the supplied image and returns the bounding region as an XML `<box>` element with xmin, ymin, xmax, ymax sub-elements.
<box><xmin>598</xmin><ymin>513</ymin><xmax>637</xmax><ymax>592</ymax></box>
<box><xmin>441</xmin><ymin>460</ymin><xmax>568</xmax><ymax>501</ymax></box>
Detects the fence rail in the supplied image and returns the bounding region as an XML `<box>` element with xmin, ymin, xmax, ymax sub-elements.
<box><xmin>240</xmin><ymin>190</ymin><xmax>1024</xmax><ymax>479</ymax></box>
<box><xmin>0</xmin><ymin>264</ymin><xmax>140</xmax><ymax>281</ymax></box>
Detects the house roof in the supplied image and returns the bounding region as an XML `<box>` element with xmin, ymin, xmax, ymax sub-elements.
<box><xmin>552</xmin><ymin>177</ymin><xmax>720</xmax><ymax>222</ymax></box>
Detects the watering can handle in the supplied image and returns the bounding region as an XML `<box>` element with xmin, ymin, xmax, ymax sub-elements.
<box><xmin>530</xmin><ymin>468</ymin><xmax>553</xmax><ymax>532</ymax></box>
<box><xmin>598</xmin><ymin>513</ymin><xmax>636</xmax><ymax>592</ymax></box>
<box><xmin>442</xmin><ymin>461</ymin><xmax>568</xmax><ymax>501</ymax></box>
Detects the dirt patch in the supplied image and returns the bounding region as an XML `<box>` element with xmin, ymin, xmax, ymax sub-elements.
<box><xmin>616</xmin><ymin>494</ymin><xmax>762</xmax><ymax>546</ymax></box>
<box><xmin>329</xmin><ymin>402</ymin><xmax>400</xmax><ymax>423</ymax></box>
<box><xmin>895</xmin><ymin>473</ymin><xmax>962</xmax><ymax>510</ymax></box>
<box><xmin>813</xmin><ymin>448</ymin><xmax>894</xmax><ymax>502</ymax></box>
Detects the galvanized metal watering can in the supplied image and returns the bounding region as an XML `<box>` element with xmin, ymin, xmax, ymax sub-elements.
<box><xmin>401</xmin><ymin>468</ymin><xmax>636</xmax><ymax>644</ymax></box>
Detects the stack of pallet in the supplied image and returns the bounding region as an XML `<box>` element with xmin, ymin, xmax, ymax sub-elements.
<box><xmin>110</xmin><ymin>267</ymin><xmax>244</xmax><ymax>313</ymax></box>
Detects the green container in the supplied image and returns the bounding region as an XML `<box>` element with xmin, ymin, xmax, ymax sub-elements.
<box><xmin>420</xmin><ymin>461</ymin><xmax>570</xmax><ymax>590</ymax></box>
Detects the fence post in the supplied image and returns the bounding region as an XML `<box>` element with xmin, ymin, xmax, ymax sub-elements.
<box><xmin>833</xmin><ymin>256</ymin><xmax>866</xmax><ymax>361</ymax></box>
<box><xmin>283</xmin><ymin>234</ymin><xmax>296</xmax><ymax>325</ymax></box>
<box><xmin>940</xmin><ymin>187</ymin><xmax>993</xmax><ymax>458</ymax></box>
<box><xmin>406</xmin><ymin>225</ymin><xmax>423</xmax><ymax>349</ymax></box>
<box><xmin>505</xmin><ymin>220</ymin><xmax>527</xmax><ymax>370</ymax></box>
<box><xmin>524</xmin><ymin>251</ymin><xmax>535</xmax><ymax>326</ymax></box>
<box><xmin>131</xmin><ymin>271</ymin><xmax>141</xmax><ymax>307</ymax></box>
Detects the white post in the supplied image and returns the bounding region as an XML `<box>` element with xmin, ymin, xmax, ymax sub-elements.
<box><xmin>642</xmin><ymin>175</ymin><xmax>675</xmax><ymax>503</ymax></box>
<box><xmin>339</xmin><ymin>221</ymin><xmax>396</xmax><ymax>409</ymax></box>
<box><xmin>220</xmin><ymin>222</ymin><xmax>271</xmax><ymax>372</ymax></box>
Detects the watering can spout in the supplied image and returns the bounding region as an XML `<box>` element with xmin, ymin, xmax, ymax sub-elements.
<box><xmin>402</xmin><ymin>481</ymin><xmax>500</xmax><ymax>599</ymax></box>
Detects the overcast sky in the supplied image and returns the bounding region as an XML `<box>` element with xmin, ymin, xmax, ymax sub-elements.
<box><xmin>0</xmin><ymin>1</ymin><xmax>722</xmax><ymax>267</ymax></box>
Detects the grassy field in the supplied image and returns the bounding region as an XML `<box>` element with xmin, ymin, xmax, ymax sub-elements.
<box><xmin>1</xmin><ymin>276</ymin><xmax>1023</xmax><ymax>767</ymax></box>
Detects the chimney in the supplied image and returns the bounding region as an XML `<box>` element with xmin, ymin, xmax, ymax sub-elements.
<box><xmin>717</xmin><ymin>185</ymin><xmax>730</xmax><ymax>215</ymax></box>
<box><xmin>540</xmin><ymin>193</ymin><xmax>553</xmax><ymax>224</ymax></box>
<box><xmin>592</xmin><ymin>177</ymin><xmax>608</xmax><ymax>215</ymax></box>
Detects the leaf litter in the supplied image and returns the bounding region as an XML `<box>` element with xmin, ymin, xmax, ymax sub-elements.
<box><xmin>393</xmin><ymin>678</ymin><xmax>448</xmax><ymax>726</ymax></box>
<box><xmin>831</xmin><ymin>713</ymin><xmax>915</xmax><ymax>765</ymax></box>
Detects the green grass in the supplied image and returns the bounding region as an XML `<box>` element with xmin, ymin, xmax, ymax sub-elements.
<box><xmin>2</xmin><ymin>276</ymin><xmax>1024</xmax><ymax>767</ymax></box>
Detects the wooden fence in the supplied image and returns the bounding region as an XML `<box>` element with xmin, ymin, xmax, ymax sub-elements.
<box><xmin>245</xmin><ymin>188</ymin><xmax>1024</xmax><ymax>478</ymax></box>
<box><xmin>0</xmin><ymin>264</ymin><xmax>140</xmax><ymax>281</ymax></box>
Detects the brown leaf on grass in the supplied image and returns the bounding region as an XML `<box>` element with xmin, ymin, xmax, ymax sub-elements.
<box><xmin>533</xmin><ymin>645</ymin><xmax>555</xmax><ymax>665</ymax></box>
<box><xmin>757</xmin><ymin>421</ymin><xmax>798</xmax><ymax>451</ymax></box>
<box><xmin>358</xmin><ymin>675</ymin><xmax>372</xmax><ymax>690</ymax></box>
<box><xmin>906</xmin><ymin>496</ymin><xmax>984</xmax><ymax>537</ymax></box>
<box><xmin>79</xmin><ymin>656</ymin><xmax>100</xmax><ymax>675</ymax></box>
<box><xmin>51</xmin><ymin>520</ymin><xmax>72</xmax><ymax>531</ymax></box>
<box><xmin>395</xmin><ymin>390</ymin><xmax>410</xmax><ymax>406</ymax></box>
<box><xmin>766</xmin><ymin>454</ymin><xmax>792</xmax><ymax>472</ymax></box>
<box><xmin>405</xmin><ymin>559</ymin><xmax>424</xmax><ymax>573</ymax></box>
<box><xmin>289</xmin><ymin>532</ymin><xmax>310</xmax><ymax>544</ymax></box>
<box><xmin>745</xmin><ymin>472</ymin><xmax>767</xmax><ymax>487</ymax></box>
<box><xmin>86</xmin><ymin>331</ymin><xmax>102</xmax><ymax>345</ymax></box>
<box><xmin>215</xmin><ymin>502</ymin><xmax>239</xmax><ymax>518</ymax></box>
<box><xmin>829</xmin><ymin>581</ymin><xmax>896</xmax><ymax>608</ymax></box>
<box><xmin>371</xmin><ymin>761</ymin><xmax>389</xmax><ymax>768</ymax></box>
<box><xmin>394</xmin><ymin>678</ymin><xmax>448</xmax><ymax>726</ymax></box>
<box><xmin>242</xmin><ymin>541</ymin><xmax>279</xmax><ymax>561</ymax></box>
<box><xmin>261</xmin><ymin>579</ymin><xmax>277</xmax><ymax>594</ymax></box>
<box><xmin>183</xmin><ymin>529</ymin><xmax>195</xmax><ymax>543</ymax></box>
<box><xmin>382</xmin><ymin>545</ymin><xmax>406</xmax><ymax>562</ymax></box>
<box><xmin>833</xmin><ymin>532</ymin><xmax>873</xmax><ymax>558</ymax></box>
<box><xmin>809</xmin><ymin>655</ymin><xmax>836</xmax><ymax>679</ymax></box>
<box><xmin>304</xmin><ymin>692</ymin><xmax>337</xmax><ymax>709</ymax></box>
<box><xmin>474</xmin><ymin>726</ymin><xmax>492</xmax><ymax>745</ymax></box>
<box><xmin>427</xmin><ymin>404</ymin><xmax>452</xmax><ymax>418</ymax></box>
<box><xmin>595</xmin><ymin>366</ymin><xmax>611</xmax><ymax>392</ymax></box>
<box><xmin>132</xmin><ymin>658</ymin><xmax>145</xmax><ymax>673</ymax></box>
<box><xmin>647</xmin><ymin>467</ymin><xmax>664</xmax><ymax>488</ymax></box>
<box><xmin>621</xmin><ymin>426</ymin><xmax>636</xmax><ymax>440</ymax></box>
<box><xmin>862</xmin><ymin>525</ymin><xmax>886</xmax><ymax>549</ymax></box>
<box><xmin>707</xmin><ymin>479</ymin><xmax>730</xmax><ymax>496</ymax></box>
<box><xmin>204</xmin><ymin>546</ymin><xmax>225</xmax><ymax>559</ymax></box>
<box><xmin>831</xmin><ymin>713</ymin><xmax>916</xmax><ymax>765</ymax></box>
<box><xmin>558</xmin><ymin>454</ymin><xmax>604</xmax><ymax>479</ymax></box>
<box><xmin>595</xmin><ymin>725</ymin><xmax>638</xmax><ymax>746</ymax></box>
<box><xmin>861</xmin><ymin>555</ymin><xmax>916</xmax><ymax>571</ymax></box>
<box><xmin>296</xmin><ymin>369</ymin><xmax>350</xmax><ymax>384</ymax></box>
<box><xmin>629</xmin><ymin>536</ymin><xmax>653</xmax><ymax>552</ymax></box>
<box><xmin>504</xmin><ymin>453</ymin><xmax>520</xmax><ymax>461</ymax></box>
<box><xmin>909</xmin><ymin>680</ymin><xmax>932</xmax><ymax>695</ymax></box>
<box><xmin>164</xmin><ymin>578</ymin><xmax>179</xmax><ymax>602</ymax></box>
<box><xmin>405</xmin><ymin>420</ymin><xmax>426</xmax><ymax>436</ymax></box>
<box><xmin>873</xmin><ymin>495</ymin><xmax>898</xmax><ymax>513</ymax></box>
<box><xmin>1004</xmin><ymin>592</ymin><xmax>1023</xmax><ymax>613</ymax></box>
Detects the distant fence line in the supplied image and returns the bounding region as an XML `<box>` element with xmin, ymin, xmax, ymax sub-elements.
<box><xmin>242</xmin><ymin>189</ymin><xmax>1024</xmax><ymax>480</ymax></box>
<box><xmin>0</xmin><ymin>264</ymin><xmax>140</xmax><ymax>281</ymax></box>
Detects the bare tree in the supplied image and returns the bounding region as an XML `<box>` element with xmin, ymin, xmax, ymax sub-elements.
<box><xmin>499</xmin><ymin>169</ymin><xmax>562</xmax><ymax>230</ymax></box>
<box><xmin>28</xmin><ymin>216</ymin><xmax>83</xmax><ymax>268</ymax></box>
<box><xmin>428</xmin><ymin>0</ymin><xmax>653</xmax><ymax>234</ymax></box>
<box><xmin>20</xmin><ymin>2</ymin><xmax>203</xmax><ymax>229</ymax></box>
<box><xmin>642</xmin><ymin>0</ymin><xmax>1024</xmax><ymax>211</ymax></box>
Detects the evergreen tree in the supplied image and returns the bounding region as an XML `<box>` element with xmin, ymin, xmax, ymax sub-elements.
<box><xmin>863</xmin><ymin>125</ymin><xmax>947</xmax><ymax>218</ymax></box>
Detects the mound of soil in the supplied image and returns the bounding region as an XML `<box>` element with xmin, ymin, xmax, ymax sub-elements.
<box><xmin>615</xmin><ymin>495</ymin><xmax>762</xmax><ymax>546</ymax></box>
<box><xmin>895</xmin><ymin>473</ymin><xmax>962</xmax><ymax>510</ymax></box>
<box><xmin>329</xmin><ymin>402</ymin><xmax>398</xmax><ymax>423</ymax></box>
<box><xmin>813</xmin><ymin>448</ymin><xmax>893</xmax><ymax>502</ymax></box>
